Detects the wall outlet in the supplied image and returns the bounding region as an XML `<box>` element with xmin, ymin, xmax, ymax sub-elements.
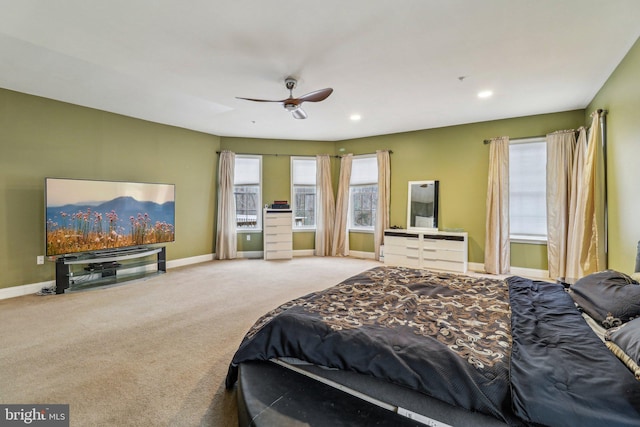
<box><xmin>246</xmin><ymin>234</ymin><xmax>251</xmax><ymax>241</ymax></box>
<box><xmin>36</xmin><ymin>255</ymin><xmax>45</xmax><ymax>265</ymax></box>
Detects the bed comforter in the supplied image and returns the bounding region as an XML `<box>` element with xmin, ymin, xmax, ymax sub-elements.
<box><xmin>225</xmin><ymin>266</ymin><xmax>640</xmax><ymax>426</ymax></box>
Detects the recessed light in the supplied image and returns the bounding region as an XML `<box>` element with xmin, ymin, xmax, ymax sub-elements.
<box><xmin>350</xmin><ymin>114</ymin><xmax>361</xmax><ymax>121</ymax></box>
<box><xmin>478</xmin><ymin>90</ymin><xmax>493</xmax><ymax>99</ymax></box>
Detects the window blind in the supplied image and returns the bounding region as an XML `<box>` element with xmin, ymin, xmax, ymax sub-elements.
<box><xmin>350</xmin><ymin>156</ymin><xmax>377</xmax><ymax>185</ymax></box>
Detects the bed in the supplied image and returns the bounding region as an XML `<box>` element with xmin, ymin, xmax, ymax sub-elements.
<box><xmin>225</xmin><ymin>266</ymin><xmax>640</xmax><ymax>426</ymax></box>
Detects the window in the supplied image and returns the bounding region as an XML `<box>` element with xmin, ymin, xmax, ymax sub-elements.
<box><xmin>349</xmin><ymin>155</ymin><xmax>378</xmax><ymax>231</ymax></box>
<box><xmin>234</xmin><ymin>155</ymin><xmax>262</xmax><ymax>230</ymax></box>
<box><xmin>509</xmin><ymin>138</ymin><xmax>547</xmax><ymax>242</ymax></box>
<box><xmin>291</xmin><ymin>157</ymin><xmax>316</xmax><ymax>229</ymax></box>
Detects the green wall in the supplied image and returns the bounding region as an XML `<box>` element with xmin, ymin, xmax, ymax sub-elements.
<box><xmin>334</xmin><ymin>111</ymin><xmax>585</xmax><ymax>268</ymax></box>
<box><xmin>587</xmin><ymin>37</ymin><xmax>640</xmax><ymax>273</ymax></box>
<box><xmin>3</xmin><ymin>36</ymin><xmax>638</xmax><ymax>290</ymax></box>
<box><xmin>222</xmin><ymin>110</ymin><xmax>585</xmax><ymax>266</ymax></box>
<box><xmin>219</xmin><ymin>137</ymin><xmax>334</xmax><ymax>252</ymax></box>
<box><xmin>0</xmin><ymin>88</ymin><xmax>220</xmax><ymax>289</ymax></box>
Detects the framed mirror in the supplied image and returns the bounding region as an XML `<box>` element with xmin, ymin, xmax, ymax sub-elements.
<box><xmin>407</xmin><ymin>180</ymin><xmax>439</xmax><ymax>231</ymax></box>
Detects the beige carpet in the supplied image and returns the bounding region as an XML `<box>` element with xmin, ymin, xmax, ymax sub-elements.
<box><xmin>0</xmin><ymin>256</ymin><xmax>381</xmax><ymax>427</ymax></box>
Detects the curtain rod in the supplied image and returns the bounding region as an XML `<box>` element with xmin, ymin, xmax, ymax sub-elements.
<box><xmin>483</xmin><ymin>109</ymin><xmax>608</xmax><ymax>145</ymax></box>
<box><xmin>483</xmin><ymin>135</ymin><xmax>545</xmax><ymax>145</ymax></box>
<box><xmin>215</xmin><ymin>150</ymin><xmax>392</xmax><ymax>157</ymax></box>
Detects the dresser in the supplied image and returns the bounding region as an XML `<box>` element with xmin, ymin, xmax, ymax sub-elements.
<box><xmin>383</xmin><ymin>229</ymin><xmax>468</xmax><ymax>273</ymax></box>
<box><xmin>263</xmin><ymin>209</ymin><xmax>293</xmax><ymax>260</ymax></box>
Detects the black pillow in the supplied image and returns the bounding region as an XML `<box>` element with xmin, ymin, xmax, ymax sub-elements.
<box><xmin>569</xmin><ymin>270</ymin><xmax>640</xmax><ymax>327</ymax></box>
<box><xmin>605</xmin><ymin>317</ymin><xmax>640</xmax><ymax>379</ymax></box>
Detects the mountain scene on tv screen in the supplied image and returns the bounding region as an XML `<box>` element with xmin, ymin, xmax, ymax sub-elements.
<box><xmin>46</xmin><ymin>196</ymin><xmax>175</xmax><ymax>256</ymax></box>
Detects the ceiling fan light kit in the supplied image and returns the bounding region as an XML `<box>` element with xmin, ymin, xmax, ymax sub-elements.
<box><xmin>290</xmin><ymin>107</ymin><xmax>308</xmax><ymax>120</ymax></box>
<box><xmin>237</xmin><ymin>77</ymin><xmax>333</xmax><ymax>119</ymax></box>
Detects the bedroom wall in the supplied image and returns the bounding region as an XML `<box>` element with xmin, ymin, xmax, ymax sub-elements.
<box><xmin>586</xmin><ymin>36</ymin><xmax>640</xmax><ymax>274</ymax></box>
<box><xmin>4</xmin><ymin>37</ymin><xmax>636</xmax><ymax>291</ymax></box>
<box><xmin>0</xmin><ymin>88</ymin><xmax>220</xmax><ymax>290</ymax></box>
<box><xmin>336</xmin><ymin>111</ymin><xmax>584</xmax><ymax>270</ymax></box>
<box><xmin>218</xmin><ymin>137</ymin><xmax>335</xmax><ymax>254</ymax></box>
<box><xmin>221</xmin><ymin>110</ymin><xmax>585</xmax><ymax>270</ymax></box>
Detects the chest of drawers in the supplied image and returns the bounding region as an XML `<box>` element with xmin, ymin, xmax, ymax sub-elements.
<box><xmin>383</xmin><ymin>230</ymin><xmax>468</xmax><ymax>273</ymax></box>
<box><xmin>263</xmin><ymin>209</ymin><xmax>293</xmax><ymax>260</ymax></box>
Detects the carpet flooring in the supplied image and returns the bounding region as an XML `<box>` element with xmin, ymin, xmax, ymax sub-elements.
<box><xmin>0</xmin><ymin>256</ymin><xmax>381</xmax><ymax>426</ymax></box>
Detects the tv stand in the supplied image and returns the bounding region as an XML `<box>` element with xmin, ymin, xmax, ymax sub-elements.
<box><xmin>55</xmin><ymin>246</ymin><xmax>166</xmax><ymax>294</ymax></box>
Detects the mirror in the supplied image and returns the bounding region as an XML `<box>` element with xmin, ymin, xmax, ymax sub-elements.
<box><xmin>407</xmin><ymin>180</ymin><xmax>439</xmax><ymax>231</ymax></box>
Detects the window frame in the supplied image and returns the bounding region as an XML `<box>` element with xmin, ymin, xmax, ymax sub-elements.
<box><xmin>234</xmin><ymin>154</ymin><xmax>262</xmax><ymax>232</ymax></box>
<box><xmin>290</xmin><ymin>156</ymin><xmax>317</xmax><ymax>231</ymax></box>
<box><xmin>348</xmin><ymin>154</ymin><xmax>378</xmax><ymax>233</ymax></box>
<box><xmin>508</xmin><ymin>137</ymin><xmax>547</xmax><ymax>244</ymax></box>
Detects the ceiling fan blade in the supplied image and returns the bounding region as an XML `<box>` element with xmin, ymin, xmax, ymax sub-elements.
<box><xmin>291</xmin><ymin>108</ymin><xmax>307</xmax><ymax>119</ymax></box>
<box><xmin>236</xmin><ymin>96</ymin><xmax>286</xmax><ymax>103</ymax></box>
<box><xmin>296</xmin><ymin>88</ymin><xmax>333</xmax><ymax>103</ymax></box>
<box><xmin>237</xmin><ymin>79</ymin><xmax>331</xmax><ymax>119</ymax></box>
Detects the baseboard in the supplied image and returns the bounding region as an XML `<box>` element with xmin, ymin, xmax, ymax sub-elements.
<box><xmin>468</xmin><ymin>262</ymin><xmax>550</xmax><ymax>280</ymax></box>
<box><xmin>293</xmin><ymin>249</ymin><xmax>315</xmax><ymax>257</ymax></box>
<box><xmin>292</xmin><ymin>250</ymin><xmax>376</xmax><ymax>259</ymax></box>
<box><xmin>1</xmin><ymin>255</ymin><xmax>550</xmax><ymax>301</ymax></box>
<box><xmin>0</xmin><ymin>253</ymin><xmax>217</xmax><ymax>301</ymax></box>
<box><xmin>237</xmin><ymin>251</ymin><xmax>263</xmax><ymax>259</ymax></box>
<box><xmin>348</xmin><ymin>250</ymin><xmax>377</xmax><ymax>260</ymax></box>
<box><xmin>509</xmin><ymin>265</ymin><xmax>550</xmax><ymax>280</ymax></box>
<box><xmin>0</xmin><ymin>281</ymin><xmax>55</xmax><ymax>300</ymax></box>
<box><xmin>167</xmin><ymin>253</ymin><xmax>215</xmax><ymax>268</ymax></box>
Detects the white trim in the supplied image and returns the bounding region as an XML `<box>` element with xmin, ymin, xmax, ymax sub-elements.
<box><xmin>237</xmin><ymin>250</ymin><xmax>263</xmax><ymax>259</ymax></box>
<box><xmin>1</xmin><ymin>254</ymin><xmax>549</xmax><ymax>301</ymax></box>
<box><xmin>0</xmin><ymin>281</ymin><xmax>55</xmax><ymax>300</ymax></box>
<box><xmin>348</xmin><ymin>250</ymin><xmax>376</xmax><ymax>260</ymax></box>
<box><xmin>0</xmin><ymin>253</ymin><xmax>216</xmax><ymax>301</ymax></box>
<box><xmin>510</xmin><ymin>236</ymin><xmax>547</xmax><ymax>245</ymax></box>
<box><xmin>166</xmin><ymin>253</ymin><xmax>215</xmax><ymax>269</ymax></box>
<box><xmin>510</xmin><ymin>265</ymin><xmax>550</xmax><ymax>280</ymax></box>
<box><xmin>348</xmin><ymin>228</ymin><xmax>374</xmax><ymax>234</ymax></box>
<box><xmin>235</xmin><ymin>154</ymin><xmax>263</xmax><ymax>231</ymax></box>
<box><xmin>468</xmin><ymin>261</ymin><xmax>550</xmax><ymax>280</ymax></box>
<box><xmin>293</xmin><ymin>249</ymin><xmax>315</xmax><ymax>257</ymax></box>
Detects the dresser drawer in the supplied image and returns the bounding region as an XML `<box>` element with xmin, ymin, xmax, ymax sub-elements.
<box><xmin>422</xmin><ymin>238</ymin><xmax>464</xmax><ymax>251</ymax></box>
<box><xmin>264</xmin><ymin>215</ymin><xmax>292</xmax><ymax>227</ymax></box>
<box><xmin>264</xmin><ymin>232</ymin><xmax>292</xmax><ymax>243</ymax></box>
<box><xmin>264</xmin><ymin>224</ymin><xmax>292</xmax><ymax>235</ymax></box>
<box><xmin>265</xmin><ymin>241</ymin><xmax>292</xmax><ymax>251</ymax></box>
<box><xmin>385</xmin><ymin>253</ymin><xmax>421</xmax><ymax>267</ymax></box>
<box><xmin>265</xmin><ymin>249</ymin><xmax>293</xmax><ymax>259</ymax></box>
<box><xmin>421</xmin><ymin>248</ymin><xmax>465</xmax><ymax>262</ymax></box>
<box><xmin>422</xmin><ymin>259</ymin><xmax>467</xmax><ymax>273</ymax></box>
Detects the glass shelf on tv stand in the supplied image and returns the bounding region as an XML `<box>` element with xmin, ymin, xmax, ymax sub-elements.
<box><xmin>55</xmin><ymin>246</ymin><xmax>166</xmax><ymax>294</ymax></box>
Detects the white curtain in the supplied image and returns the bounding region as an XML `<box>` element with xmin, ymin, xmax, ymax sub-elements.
<box><xmin>484</xmin><ymin>136</ymin><xmax>510</xmax><ymax>274</ymax></box>
<box><xmin>374</xmin><ymin>150</ymin><xmax>390</xmax><ymax>261</ymax></box>
<box><xmin>565</xmin><ymin>127</ymin><xmax>588</xmax><ymax>279</ymax></box>
<box><xmin>332</xmin><ymin>154</ymin><xmax>352</xmax><ymax>256</ymax></box>
<box><xmin>546</xmin><ymin>130</ymin><xmax>576</xmax><ymax>280</ymax></box>
<box><xmin>315</xmin><ymin>154</ymin><xmax>335</xmax><ymax>256</ymax></box>
<box><xmin>570</xmin><ymin>111</ymin><xmax>607</xmax><ymax>277</ymax></box>
<box><xmin>215</xmin><ymin>150</ymin><xmax>237</xmax><ymax>260</ymax></box>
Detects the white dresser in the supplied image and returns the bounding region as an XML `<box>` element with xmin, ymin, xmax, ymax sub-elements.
<box><xmin>263</xmin><ymin>209</ymin><xmax>293</xmax><ymax>260</ymax></box>
<box><xmin>383</xmin><ymin>229</ymin><xmax>468</xmax><ymax>273</ymax></box>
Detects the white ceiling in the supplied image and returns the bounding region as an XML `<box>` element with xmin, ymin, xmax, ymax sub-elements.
<box><xmin>1</xmin><ymin>1</ymin><xmax>639</xmax><ymax>141</ymax></box>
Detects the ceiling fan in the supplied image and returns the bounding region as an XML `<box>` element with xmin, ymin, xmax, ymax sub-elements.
<box><xmin>236</xmin><ymin>77</ymin><xmax>333</xmax><ymax>119</ymax></box>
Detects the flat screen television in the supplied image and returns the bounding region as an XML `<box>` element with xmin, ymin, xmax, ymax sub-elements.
<box><xmin>45</xmin><ymin>178</ymin><xmax>175</xmax><ymax>257</ymax></box>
